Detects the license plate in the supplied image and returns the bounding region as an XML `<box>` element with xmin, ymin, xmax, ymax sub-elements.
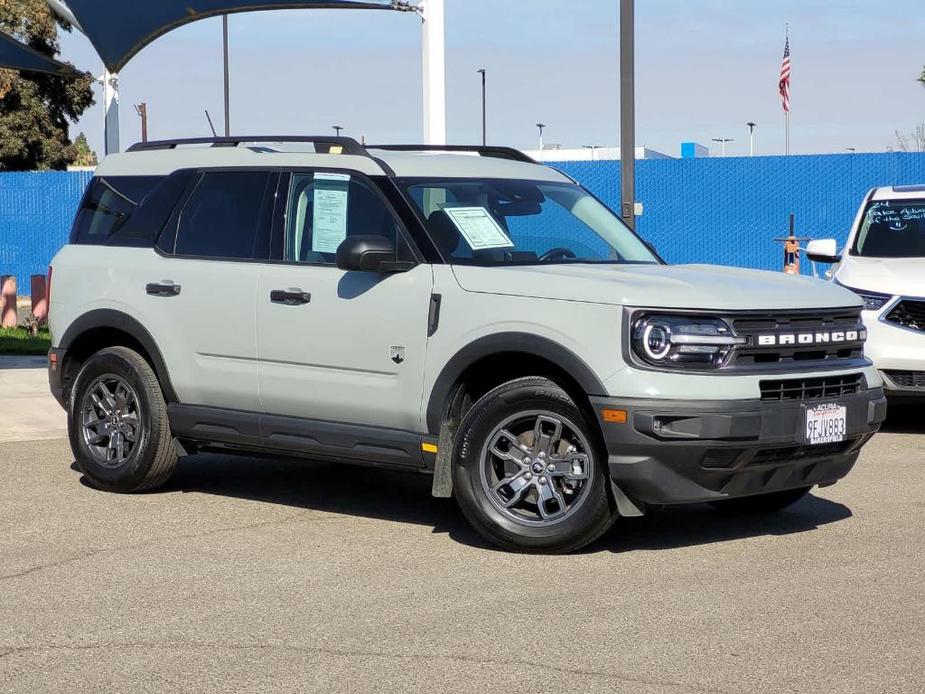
<box><xmin>804</xmin><ymin>403</ymin><xmax>847</xmax><ymax>445</ymax></box>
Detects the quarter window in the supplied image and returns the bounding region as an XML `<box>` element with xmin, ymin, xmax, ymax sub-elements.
<box><xmin>70</xmin><ymin>176</ymin><xmax>164</xmax><ymax>244</ymax></box>
<box><xmin>175</xmin><ymin>172</ymin><xmax>275</xmax><ymax>259</ymax></box>
<box><xmin>285</xmin><ymin>172</ymin><xmax>400</xmax><ymax>265</ymax></box>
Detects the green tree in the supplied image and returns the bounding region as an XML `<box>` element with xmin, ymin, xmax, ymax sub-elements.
<box><xmin>70</xmin><ymin>131</ymin><xmax>96</xmax><ymax>167</ymax></box>
<box><xmin>0</xmin><ymin>0</ymin><xmax>94</xmax><ymax>170</ymax></box>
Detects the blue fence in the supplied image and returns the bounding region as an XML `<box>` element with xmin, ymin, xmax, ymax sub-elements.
<box><xmin>2</xmin><ymin>153</ymin><xmax>925</xmax><ymax>295</ymax></box>
<box><xmin>558</xmin><ymin>152</ymin><xmax>925</xmax><ymax>272</ymax></box>
<box><xmin>0</xmin><ymin>170</ymin><xmax>92</xmax><ymax>294</ymax></box>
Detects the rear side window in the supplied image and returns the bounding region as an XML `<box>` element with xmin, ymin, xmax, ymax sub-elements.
<box><xmin>174</xmin><ymin>172</ymin><xmax>276</xmax><ymax>260</ymax></box>
<box><xmin>70</xmin><ymin>176</ymin><xmax>164</xmax><ymax>244</ymax></box>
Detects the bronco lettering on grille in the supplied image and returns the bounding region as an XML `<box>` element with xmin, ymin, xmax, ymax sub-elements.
<box><xmin>756</xmin><ymin>329</ymin><xmax>866</xmax><ymax>347</ymax></box>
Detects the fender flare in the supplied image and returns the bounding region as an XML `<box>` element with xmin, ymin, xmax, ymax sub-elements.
<box><xmin>425</xmin><ymin>332</ymin><xmax>607</xmax><ymax>434</ymax></box>
<box><xmin>58</xmin><ymin>308</ymin><xmax>179</xmax><ymax>403</ymax></box>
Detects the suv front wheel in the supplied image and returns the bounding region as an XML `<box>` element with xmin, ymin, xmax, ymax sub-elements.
<box><xmin>452</xmin><ymin>377</ymin><xmax>617</xmax><ymax>553</ymax></box>
<box><xmin>68</xmin><ymin>346</ymin><xmax>178</xmax><ymax>493</ymax></box>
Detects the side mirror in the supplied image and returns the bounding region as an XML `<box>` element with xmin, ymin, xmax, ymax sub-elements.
<box><xmin>336</xmin><ymin>235</ymin><xmax>413</xmax><ymax>273</ymax></box>
<box><xmin>806</xmin><ymin>238</ymin><xmax>842</xmax><ymax>264</ymax></box>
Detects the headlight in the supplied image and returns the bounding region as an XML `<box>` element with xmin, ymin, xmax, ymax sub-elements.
<box><xmin>631</xmin><ymin>314</ymin><xmax>745</xmax><ymax>369</ymax></box>
<box><xmin>834</xmin><ymin>280</ymin><xmax>892</xmax><ymax>312</ymax></box>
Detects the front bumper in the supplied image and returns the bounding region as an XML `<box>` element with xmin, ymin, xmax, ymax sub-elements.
<box><xmin>863</xmin><ymin>305</ymin><xmax>925</xmax><ymax>397</ymax></box>
<box><xmin>591</xmin><ymin>388</ymin><xmax>886</xmax><ymax>507</ymax></box>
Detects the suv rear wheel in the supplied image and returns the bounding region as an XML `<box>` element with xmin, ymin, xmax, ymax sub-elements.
<box><xmin>452</xmin><ymin>377</ymin><xmax>617</xmax><ymax>553</ymax></box>
<box><xmin>68</xmin><ymin>346</ymin><xmax>178</xmax><ymax>493</ymax></box>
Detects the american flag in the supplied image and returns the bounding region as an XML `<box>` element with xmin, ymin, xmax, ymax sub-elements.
<box><xmin>779</xmin><ymin>36</ymin><xmax>791</xmax><ymax>113</ymax></box>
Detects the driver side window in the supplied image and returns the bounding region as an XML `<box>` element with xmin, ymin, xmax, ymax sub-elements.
<box><xmin>285</xmin><ymin>172</ymin><xmax>400</xmax><ymax>265</ymax></box>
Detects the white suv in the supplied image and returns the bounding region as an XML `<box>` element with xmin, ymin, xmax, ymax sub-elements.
<box><xmin>48</xmin><ymin>137</ymin><xmax>886</xmax><ymax>553</ymax></box>
<box><xmin>809</xmin><ymin>185</ymin><xmax>925</xmax><ymax>400</ymax></box>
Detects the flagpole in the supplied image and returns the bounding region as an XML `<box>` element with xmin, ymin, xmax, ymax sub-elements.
<box><xmin>784</xmin><ymin>23</ymin><xmax>790</xmax><ymax>156</ymax></box>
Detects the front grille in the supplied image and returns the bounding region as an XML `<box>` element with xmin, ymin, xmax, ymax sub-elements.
<box><xmin>884</xmin><ymin>300</ymin><xmax>925</xmax><ymax>333</ymax></box>
<box><xmin>759</xmin><ymin>374</ymin><xmax>864</xmax><ymax>401</ymax></box>
<box><xmin>730</xmin><ymin>309</ymin><xmax>865</xmax><ymax>369</ymax></box>
<box><xmin>883</xmin><ymin>370</ymin><xmax>925</xmax><ymax>389</ymax></box>
<box><xmin>749</xmin><ymin>439</ymin><xmax>859</xmax><ymax>466</ymax></box>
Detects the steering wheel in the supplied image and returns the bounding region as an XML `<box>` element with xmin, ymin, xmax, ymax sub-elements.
<box><xmin>539</xmin><ymin>247</ymin><xmax>578</xmax><ymax>262</ymax></box>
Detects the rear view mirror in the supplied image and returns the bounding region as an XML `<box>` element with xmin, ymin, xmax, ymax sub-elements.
<box><xmin>806</xmin><ymin>238</ymin><xmax>841</xmax><ymax>264</ymax></box>
<box><xmin>336</xmin><ymin>235</ymin><xmax>414</xmax><ymax>273</ymax></box>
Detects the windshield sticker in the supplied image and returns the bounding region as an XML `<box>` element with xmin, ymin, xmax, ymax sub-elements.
<box><xmin>312</xmin><ymin>174</ymin><xmax>350</xmax><ymax>253</ymax></box>
<box><xmin>445</xmin><ymin>207</ymin><xmax>514</xmax><ymax>250</ymax></box>
<box><xmin>867</xmin><ymin>201</ymin><xmax>925</xmax><ymax>232</ymax></box>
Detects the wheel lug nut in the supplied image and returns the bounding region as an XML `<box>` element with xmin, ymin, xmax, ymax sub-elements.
<box><xmin>547</xmin><ymin>464</ymin><xmax>556</xmax><ymax>472</ymax></box>
<box><xmin>522</xmin><ymin>456</ymin><xmax>531</xmax><ymax>465</ymax></box>
<box><xmin>525</xmin><ymin>472</ymin><xmax>533</xmax><ymax>481</ymax></box>
<box><xmin>538</xmin><ymin>452</ymin><xmax>545</xmax><ymax>458</ymax></box>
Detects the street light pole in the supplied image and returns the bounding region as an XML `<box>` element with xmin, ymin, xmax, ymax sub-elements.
<box><xmin>746</xmin><ymin>122</ymin><xmax>757</xmax><ymax>156</ymax></box>
<box><xmin>619</xmin><ymin>0</ymin><xmax>636</xmax><ymax>230</ymax></box>
<box><xmin>712</xmin><ymin>138</ymin><xmax>733</xmax><ymax>157</ymax></box>
<box><xmin>536</xmin><ymin>123</ymin><xmax>546</xmax><ymax>152</ymax></box>
<box><xmin>134</xmin><ymin>102</ymin><xmax>148</xmax><ymax>142</ymax></box>
<box><xmin>223</xmin><ymin>14</ymin><xmax>231</xmax><ymax>137</ymax></box>
<box><xmin>477</xmin><ymin>68</ymin><xmax>487</xmax><ymax>146</ymax></box>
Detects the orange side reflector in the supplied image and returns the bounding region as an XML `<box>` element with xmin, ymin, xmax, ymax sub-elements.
<box><xmin>601</xmin><ymin>408</ymin><xmax>628</xmax><ymax>424</ymax></box>
<box><xmin>421</xmin><ymin>442</ymin><xmax>439</xmax><ymax>454</ymax></box>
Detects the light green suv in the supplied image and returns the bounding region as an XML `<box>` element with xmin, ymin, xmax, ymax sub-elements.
<box><xmin>48</xmin><ymin>137</ymin><xmax>886</xmax><ymax>553</ymax></box>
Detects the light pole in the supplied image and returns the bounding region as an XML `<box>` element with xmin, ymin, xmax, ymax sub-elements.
<box><xmin>712</xmin><ymin>138</ymin><xmax>733</xmax><ymax>157</ymax></box>
<box><xmin>536</xmin><ymin>123</ymin><xmax>546</xmax><ymax>152</ymax></box>
<box><xmin>746</xmin><ymin>122</ymin><xmax>757</xmax><ymax>156</ymax></box>
<box><xmin>583</xmin><ymin>145</ymin><xmax>602</xmax><ymax>160</ymax></box>
<box><xmin>620</xmin><ymin>0</ymin><xmax>636</xmax><ymax>230</ymax></box>
<box><xmin>477</xmin><ymin>68</ymin><xmax>487</xmax><ymax>146</ymax></box>
<box><xmin>223</xmin><ymin>14</ymin><xmax>230</xmax><ymax>137</ymax></box>
<box><xmin>333</xmin><ymin>125</ymin><xmax>344</xmax><ymax>137</ymax></box>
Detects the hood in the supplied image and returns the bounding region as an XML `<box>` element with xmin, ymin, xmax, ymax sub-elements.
<box><xmin>452</xmin><ymin>263</ymin><xmax>863</xmax><ymax>312</ymax></box>
<box><xmin>835</xmin><ymin>254</ymin><xmax>925</xmax><ymax>298</ymax></box>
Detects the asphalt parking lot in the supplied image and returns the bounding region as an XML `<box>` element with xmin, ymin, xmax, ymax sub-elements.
<box><xmin>0</xmin><ymin>366</ymin><xmax>923</xmax><ymax>693</ymax></box>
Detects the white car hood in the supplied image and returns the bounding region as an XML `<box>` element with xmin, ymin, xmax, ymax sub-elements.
<box><xmin>835</xmin><ymin>255</ymin><xmax>925</xmax><ymax>298</ymax></box>
<box><xmin>452</xmin><ymin>263</ymin><xmax>863</xmax><ymax>311</ymax></box>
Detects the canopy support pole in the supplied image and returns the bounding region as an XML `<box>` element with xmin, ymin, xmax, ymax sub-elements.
<box><xmin>421</xmin><ymin>0</ymin><xmax>446</xmax><ymax>145</ymax></box>
<box><xmin>103</xmin><ymin>69</ymin><xmax>120</xmax><ymax>155</ymax></box>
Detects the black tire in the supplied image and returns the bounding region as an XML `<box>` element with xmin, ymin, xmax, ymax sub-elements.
<box><xmin>452</xmin><ymin>377</ymin><xmax>617</xmax><ymax>553</ymax></box>
<box><xmin>68</xmin><ymin>346</ymin><xmax>178</xmax><ymax>493</ymax></box>
<box><xmin>708</xmin><ymin>487</ymin><xmax>812</xmax><ymax>515</ymax></box>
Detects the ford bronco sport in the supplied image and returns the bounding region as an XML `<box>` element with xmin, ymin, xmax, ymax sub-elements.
<box><xmin>48</xmin><ymin>136</ymin><xmax>886</xmax><ymax>553</ymax></box>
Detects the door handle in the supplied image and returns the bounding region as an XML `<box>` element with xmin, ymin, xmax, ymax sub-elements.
<box><xmin>270</xmin><ymin>289</ymin><xmax>312</xmax><ymax>306</ymax></box>
<box><xmin>146</xmin><ymin>282</ymin><xmax>181</xmax><ymax>297</ymax></box>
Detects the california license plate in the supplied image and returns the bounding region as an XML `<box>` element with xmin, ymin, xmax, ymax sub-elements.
<box><xmin>804</xmin><ymin>403</ymin><xmax>847</xmax><ymax>445</ymax></box>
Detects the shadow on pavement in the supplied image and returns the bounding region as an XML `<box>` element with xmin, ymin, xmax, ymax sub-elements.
<box><xmin>881</xmin><ymin>402</ymin><xmax>925</xmax><ymax>434</ymax></box>
<box><xmin>73</xmin><ymin>452</ymin><xmax>854</xmax><ymax>554</ymax></box>
<box><xmin>593</xmin><ymin>493</ymin><xmax>851</xmax><ymax>554</ymax></box>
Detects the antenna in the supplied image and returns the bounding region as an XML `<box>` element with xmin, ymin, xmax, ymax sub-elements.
<box><xmin>204</xmin><ymin>110</ymin><xmax>217</xmax><ymax>137</ymax></box>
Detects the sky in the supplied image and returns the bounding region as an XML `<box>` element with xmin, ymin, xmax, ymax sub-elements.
<box><xmin>56</xmin><ymin>0</ymin><xmax>925</xmax><ymax>158</ymax></box>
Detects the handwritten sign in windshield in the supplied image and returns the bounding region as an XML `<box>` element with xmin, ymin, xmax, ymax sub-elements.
<box><xmin>866</xmin><ymin>201</ymin><xmax>925</xmax><ymax>232</ymax></box>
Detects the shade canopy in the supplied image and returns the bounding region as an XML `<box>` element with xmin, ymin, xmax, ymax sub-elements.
<box><xmin>53</xmin><ymin>0</ymin><xmax>413</xmax><ymax>73</ymax></box>
<box><xmin>0</xmin><ymin>31</ymin><xmax>83</xmax><ymax>77</ymax></box>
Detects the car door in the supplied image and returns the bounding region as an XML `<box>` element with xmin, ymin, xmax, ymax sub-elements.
<box><xmin>256</xmin><ymin>170</ymin><xmax>433</xmax><ymax>432</ymax></box>
<box><xmin>138</xmin><ymin>170</ymin><xmax>281</xmax><ymax>412</ymax></box>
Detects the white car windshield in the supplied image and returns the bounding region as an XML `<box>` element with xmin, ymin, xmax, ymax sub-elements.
<box><xmin>854</xmin><ymin>198</ymin><xmax>925</xmax><ymax>257</ymax></box>
<box><xmin>398</xmin><ymin>178</ymin><xmax>661</xmax><ymax>266</ymax></box>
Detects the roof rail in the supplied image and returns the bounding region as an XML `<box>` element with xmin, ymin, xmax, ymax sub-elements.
<box><xmin>367</xmin><ymin>144</ymin><xmax>538</xmax><ymax>164</ymax></box>
<box><xmin>126</xmin><ymin>135</ymin><xmax>368</xmax><ymax>155</ymax></box>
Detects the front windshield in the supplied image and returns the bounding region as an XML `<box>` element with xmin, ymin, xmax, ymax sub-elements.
<box><xmin>853</xmin><ymin>198</ymin><xmax>925</xmax><ymax>257</ymax></box>
<box><xmin>397</xmin><ymin>177</ymin><xmax>660</xmax><ymax>266</ymax></box>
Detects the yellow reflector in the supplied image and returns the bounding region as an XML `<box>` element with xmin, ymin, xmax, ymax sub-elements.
<box><xmin>422</xmin><ymin>442</ymin><xmax>439</xmax><ymax>454</ymax></box>
<box><xmin>602</xmin><ymin>408</ymin><xmax>628</xmax><ymax>424</ymax></box>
